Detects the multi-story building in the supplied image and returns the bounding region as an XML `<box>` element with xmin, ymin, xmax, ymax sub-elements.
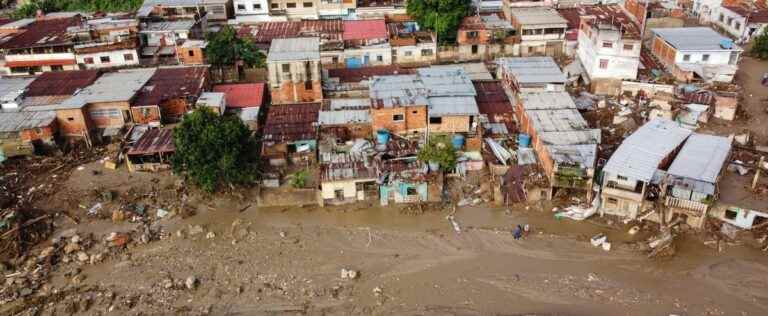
<box><xmin>496</xmin><ymin>56</ymin><xmax>567</xmax><ymax>94</ymax></box>
<box><xmin>267</xmin><ymin>37</ymin><xmax>323</xmax><ymax>104</ymax></box>
<box><xmin>0</xmin><ymin>15</ymin><xmax>82</xmax><ymax>75</ymax></box>
<box><xmin>508</xmin><ymin>7</ymin><xmax>568</xmax><ymax>57</ymax></box>
<box><xmin>387</xmin><ymin>20</ymin><xmax>437</xmax><ymax>66</ymax></box>
<box><xmin>233</xmin><ymin>0</ymin><xmax>272</xmax><ymax>22</ymax></box>
<box><xmin>650</xmin><ymin>27</ymin><xmax>742</xmax><ymax>82</ymax></box>
<box><xmin>600</xmin><ymin>118</ymin><xmax>692</xmax><ymax>220</ymax></box>
<box><xmin>457</xmin><ymin>14</ymin><xmax>517</xmax><ymax>61</ymax></box>
<box><xmin>713</xmin><ymin>5</ymin><xmax>768</xmax><ymax>42</ymax></box>
<box><xmin>576</xmin><ymin>5</ymin><xmax>642</xmax><ymax>95</ymax></box>
<box><xmin>501</xmin><ymin>0</ymin><xmax>554</xmax><ymax>21</ymax></box>
<box><xmin>368</xmin><ymin>74</ymin><xmax>428</xmax><ymax>135</ymax></box>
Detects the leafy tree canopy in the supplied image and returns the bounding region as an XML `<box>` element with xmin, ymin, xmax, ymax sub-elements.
<box><xmin>172</xmin><ymin>108</ymin><xmax>257</xmax><ymax>193</ymax></box>
<box><xmin>205</xmin><ymin>26</ymin><xmax>266</xmax><ymax>68</ymax></box>
<box><xmin>406</xmin><ymin>0</ymin><xmax>471</xmax><ymax>43</ymax></box>
<box><xmin>12</xmin><ymin>0</ymin><xmax>143</xmax><ymax>18</ymax></box>
<box><xmin>417</xmin><ymin>135</ymin><xmax>458</xmax><ymax>172</ymax></box>
<box><xmin>751</xmin><ymin>28</ymin><xmax>768</xmax><ymax>60</ymax></box>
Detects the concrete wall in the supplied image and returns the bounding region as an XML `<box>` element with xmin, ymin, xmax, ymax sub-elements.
<box><xmin>87</xmin><ymin>101</ymin><xmax>131</xmax><ymax>129</ymax></box>
<box><xmin>710</xmin><ymin>205</ymin><xmax>768</xmax><ymax>229</ymax></box>
<box><xmin>577</xmin><ymin>26</ymin><xmax>640</xmax><ymax>80</ymax></box>
<box><xmin>77</xmin><ymin>49</ymin><xmax>139</xmax><ymax>69</ymax></box>
<box><xmin>234</xmin><ymin>0</ymin><xmax>269</xmax><ymax>15</ymax></box>
<box><xmin>392</xmin><ymin>43</ymin><xmax>437</xmax><ymax>66</ymax></box>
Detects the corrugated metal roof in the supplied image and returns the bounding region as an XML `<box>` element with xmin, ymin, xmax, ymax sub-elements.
<box><xmin>667</xmin><ymin>133</ymin><xmax>731</xmax><ymax>183</ymax></box>
<box><xmin>418</xmin><ymin>67</ymin><xmax>476</xmax><ymax>96</ymax></box>
<box><xmin>25</xmin><ymin>70</ymin><xmax>100</xmax><ymax>97</ymax></box>
<box><xmin>520</xmin><ymin>92</ymin><xmax>576</xmax><ymax>110</ymax></box>
<box><xmin>548</xmin><ymin>144</ymin><xmax>597</xmax><ymax>168</ymax></box>
<box><xmin>497</xmin><ymin>57</ymin><xmax>567</xmax><ymax>84</ymax></box>
<box><xmin>0</xmin><ymin>77</ymin><xmax>34</xmax><ymax>102</ymax></box>
<box><xmin>133</xmin><ymin>66</ymin><xmax>208</xmax><ymax>107</ymax></box>
<box><xmin>428</xmin><ymin>96</ymin><xmax>479</xmax><ymax>116</ymax></box>
<box><xmin>267</xmin><ymin>37</ymin><xmax>320</xmax><ymax>62</ymax></box>
<box><xmin>327</xmin><ymin>98</ymin><xmax>370</xmax><ymax>110</ymax></box>
<box><xmin>527</xmin><ymin>109</ymin><xmax>589</xmax><ymax>133</ymax></box>
<box><xmin>197</xmin><ymin>92</ymin><xmax>224</xmax><ymax>108</ymax></box>
<box><xmin>127</xmin><ymin>128</ymin><xmax>176</xmax><ymax>156</ymax></box>
<box><xmin>369</xmin><ymin>74</ymin><xmax>428</xmax><ymax>108</ymax></box>
<box><xmin>602</xmin><ymin>118</ymin><xmax>692</xmax><ymax>182</ymax></box>
<box><xmin>142</xmin><ymin>20</ymin><xmax>196</xmax><ymax>32</ymax></box>
<box><xmin>652</xmin><ymin>27</ymin><xmax>741</xmax><ymax>51</ymax></box>
<box><xmin>0</xmin><ymin>111</ymin><xmax>55</xmax><ymax>132</ymax></box>
<box><xmin>511</xmin><ymin>7</ymin><xmax>568</xmax><ymax>26</ymax></box>
<box><xmin>53</xmin><ymin>68</ymin><xmax>156</xmax><ymax>110</ymax></box>
<box><xmin>319</xmin><ymin>109</ymin><xmax>370</xmax><ymax>125</ymax></box>
<box><xmin>0</xmin><ymin>17</ymin><xmax>80</xmax><ymax>50</ymax></box>
<box><xmin>431</xmin><ymin>62</ymin><xmax>493</xmax><ymax>81</ymax></box>
<box><xmin>538</xmin><ymin>130</ymin><xmax>601</xmax><ymax>145</ymax></box>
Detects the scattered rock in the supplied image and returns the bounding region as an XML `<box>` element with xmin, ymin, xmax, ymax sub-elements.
<box><xmin>206</xmin><ymin>232</ymin><xmax>216</xmax><ymax>239</ymax></box>
<box><xmin>64</xmin><ymin>243</ymin><xmax>81</xmax><ymax>254</ymax></box>
<box><xmin>77</xmin><ymin>252</ymin><xmax>90</xmax><ymax>263</ymax></box>
<box><xmin>39</xmin><ymin>246</ymin><xmax>55</xmax><ymax>258</ymax></box>
<box><xmin>70</xmin><ymin>235</ymin><xmax>81</xmax><ymax>244</ymax></box>
<box><xmin>185</xmin><ymin>276</ymin><xmax>198</xmax><ymax>290</ymax></box>
<box><xmin>340</xmin><ymin>268</ymin><xmax>359</xmax><ymax>280</ymax></box>
<box><xmin>188</xmin><ymin>225</ymin><xmax>205</xmax><ymax>236</ymax></box>
<box><xmin>279</xmin><ymin>231</ymin><xmax>287</xmax><ymax>238</ymax></box>
<box><xmin>372</xmin><ymin>287</ymin><xmax>383</xmax><ymax>297</ymax></box>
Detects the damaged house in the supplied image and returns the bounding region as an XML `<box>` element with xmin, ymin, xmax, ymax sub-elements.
<box><xmin>368</xmin><ymin>74</ymin><xmax>428</xmax><ymax>135</ymax></box>
<box><xmin>267</xmin><ymin>37</ymin><xmax>323</xmax><ymax>105</ymax></box>
<box><xmin>319</xmin><ymin>98</ymin><xmax>372</xmax><ymax>140</ymax></box>
<box><xmin>131</xmin><ymin>66</ymin><xmax>209</xmax><ymax>124</ymax></box>
<box><xmin>457</xmin><ymin>14</ymin><xmax>517</xmax><ymax>62</ymax></box>
<box><xmin>324</xmin><ymin>65</ymin><xmax>414</xmax><ymax>98</ymax></box>
<box><xmin>419</xmin><ymin>67</ymin><xmax>480</xmax><ymax>136</ymax></box>
<box><xmin>0</xmin><ymin>111</ymin><xmax>57</xmax><ymax>157</ymax></box>
<box><xmin>600</xmin><ymin>118</ymin><xmax>692</xmax><ymax>220</ymax></box>
<box><xmin>213</xmin><ymin>82</ymin><xmax>266</xmax><ymax>130</ymax></box>
<box><xmin>375</xmin><ymin>137</ymin><xmax>437</xmax><ymax>205</ymax></box>
<box><xmin>516</xmin><ymin>92</ymin><xmax>600</xmax><ymax>200</ymax></box>
<box><xmin>125</xmin><ymin>127</ymin><xmax>176</xmax><ymax>172</ymax></box>
<box><xmin>387</xmin><ymin>19</ymin><xmax>437</xmax><ymax>66</ymax></box>
<box><xmin>662</xmin><ymin>133</ymin><xmax>732</xmax><ymax>228</ymax></box>
<box><xmin>650</xmin><ymin>27</ymin><xmax>742</xmax><ymax>83</ymax></box>
<box><xmin>318</xmin><ymin>152</ymin><xmax>377</xmax><ymax>206</ymax></box>
<box><xmin>262</xmin><ymin>102</ymin><xmax>320</xmax><ymax>167</ymax></box>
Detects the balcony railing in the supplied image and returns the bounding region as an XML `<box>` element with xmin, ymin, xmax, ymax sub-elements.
<box><xmin>665</xmin><ymin>196</ymin><xmax>709</xmax><ymax>213</ymax></box>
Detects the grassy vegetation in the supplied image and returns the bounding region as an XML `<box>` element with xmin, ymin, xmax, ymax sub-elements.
<box><xmin>12</xmin><ymin>0</ymin><xmax>143</xmax><ymax>18</ymax></box>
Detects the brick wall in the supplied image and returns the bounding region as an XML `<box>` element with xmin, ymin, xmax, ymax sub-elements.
<box><xmin>651</xmin><ymin>36</ymin><xmax>677</xmax><ymax>68</ymax></box>
<box><xmin>271</xmin><ymin>81</ymin><xmax>323</xmax><ymax>105</ymax></box>
<box><xmin>371</xmin><ymin>105</ymin><xmax>427</xmax><ymax>134</ymax></box>
<box><xmin>428</xmin><ymin>115</ymin><xmax>471</xmax><ymax>133</ymax></box>
<box><xmin>87</xmin><ymin>101</ymin><xmax>130</xmax><ymax>129</ymax></box>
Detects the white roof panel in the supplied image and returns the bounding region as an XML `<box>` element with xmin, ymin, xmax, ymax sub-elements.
<box><xmin>667</xmin><ymin>133</ymin><xmax>731</xmax><ymax>183</ymax></box>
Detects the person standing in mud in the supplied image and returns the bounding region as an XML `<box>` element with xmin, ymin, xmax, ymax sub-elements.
<box><xmin>513</xmin><ymin>225</ymin><xmax>523</xmax><ymax>240</ymax></box>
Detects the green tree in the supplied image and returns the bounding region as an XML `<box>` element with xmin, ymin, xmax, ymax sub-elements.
<box><xmin>172</xmin><ymin>108</ymin><xmax>257</xmax><ymax>193</ymax></box>
<box><xmin>417</xmin><ymin>135</ymin><xmax>458</xmax><ymax>172</ymax></box>
<box><xmin>12</xmin><ymin>0</ymin><xmax>144</xmax><ymax>18</ymax></box>
<box><xmin>751</xmin><ymin>28</ymin><xmax>768</xmax><ymax>60</ymax></box>
<box><xmin>205</xmin><ymin>26</ymin><xmax>266</xmax><ymax>69</ymax></box>
<box><xmin>406</xmin><ymin>0</ymin><xmax>471</xmax><ymax>43</ymax></box>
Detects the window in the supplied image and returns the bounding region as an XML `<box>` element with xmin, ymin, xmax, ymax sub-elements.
<box><xmin>719</xmin><ymin>13</ymin><xmax>724</xmax><ymax>22</ymax></box>
<box><xmin>188</xmin><ymin>50</ymin><xmax>195</xmax><ymax>57</ymax></box>
<box><xmin>421</xmin><ymin>49</ymin><xmax>433</xmax><ymax>56</ymax></box>
<box><xmin>271</xmin><ymin>3</ymin><xmax>279</xmax><ymax>8</ymax></box>
<box><xmin>100</xmin><ymin>56</ymin><xmax>110</xmax><ymax>63</ymax></box>
<box><xmin>602</xmin><ymin>41</ymin><xmax>613</xmax><ymax>48</ymax></box>
<box><xmin>599</xmin><ymin>59</ymin><xmax>608</xmax><ymax>69</ymax></box>
<box><xmin>305</xmin><ymin>80</ymin><xmax>312</xmax><ymax>90</ymax></box>
<box><xmin>376</xmin><ymin>55</ymin><xmax>383</xmax><ymax>62</ymax></box>
<box><xmin>429</xmin><ymin>117</ymin><xmax>442</xmax><ymax>124</ymax></box>
<box><xmin>623</xmin><ymin>44</ymin><xmax>633</xmax><ymax>50</ymax></box>
<box><xmin>467</xmin><ymin>31</ymin><xmax>478</xmax><ymax>38</ymax></box>
<box><xmin>334</xmin><ymin>189</ymin><xmax>344</xmax><ymax>200</ymax></box>
<box><xmin>287</xmin><ymin>2</ymin><xmax>296</xmax><ymax>8</ymax></box>
<box><xmin>50</xmin><ymin>65</ymin><xmax>63</xmax><ymax>71</ymax></box>
<box><xmin>471</xmin><ymin>45</ymin><xmax>479</xmax><ymax>54</ymax></box>
<box><xmin>90</xmin><ymin>109</ymin><xmax>121</xmax><ymax>118</ymax></box>
<box><xmin>606</xmin><ymin>197</ymin><xmax>619</xmax><ymax>205</ymax></box>
<box><xmin>735</xmin><ymin>22</ymin><xmax>741</xmax><ymax>30</ymax></box>
<box><xmin>406</xmin><ymin>187</ymin><xmax>417</xmax><ymax>196</ymax></box>
<box><xmin>237</xmin><ymin>4</ymin><xmax>246</xmax><ymax>10</ymax></box>
<box><xmin>303</xmin><ymin>2</ymin><xmax>313</xmax><ymax>7</ymax></box>
<box><xmin>124</xmin><ymin>53</ymin><xmax>134</xmax><ymax>61</ymax></box>
<box><xmin>67</xmin><ymin>117</ymin><xmax>75</xmax><ymax>121</ymax></box>
<box><xmin>253</xmin><ymin>4</ymin><xmax>261</xmax><ymax>9</ymax></box>
<box><xmin>282</xmin><ymin>64</ymin><xmax>290</xmax><ymax>72</ymax></box>
<box><xmin>683</xmin><ymin>54</ymin><xmax>691</xmax><ymax>61</ymax></box>
<box><xmin>332</xmin><ymin>56</ymin><xmax>339</xmax><ymax>64</ymax></box>
<box><xmin>412</xmin><ymin>110</ymin><xmax>418</xmax><ymax>114</ymax></box>
<box><xmin>727</xmin><ymin>17</ymin><xmax>733</xmax><ymax>25</ymax></box>
<box><xmin>84</xmin><ymin>57</ymin><xmax>94</xmax><ymax>64</ymax></box>
<box><xmin>404</xmin><ymin>51</ymin><xmax>413</xmax><ymax>56</ymax></box>
<box><xmin>725</xmin><ymin>209</ymin><xmax>738</xmax><ymax>220</ymax></box>
<box><xmin>392</xmin><ymin>114</ymin><xmax>404</xmax><ymax>122</ymax></box>
<box><xmin>617</xmin><ymin>175</ymin><xmax>628</xmax><ymax>181</ymax></box>
<box><xmin>702</xmin><ymin>54</ymin><xmax>710</xmax><ymax>62</ymax></box>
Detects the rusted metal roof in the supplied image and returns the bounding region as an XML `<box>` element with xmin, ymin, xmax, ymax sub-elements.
<box><xmin>473</xmin><ymin>80</ymin><xmax>514</xmax><ymax>117</ymax></box>
<box><xmin>133</xmin><ymin>66</ymin><xmax>208</xmax><ymax>106</ymax></box>
<box><xmin>127</xmin><ymin>128</ymin><xmax>175</xmax><ymax>156</ymax></box>
<box><xmin>239</xmin><ymin>20</ymin><xmax>343</xmax><ymax>45</ymax></box>
<box><xmin>25</xmin><ymin>69</ymin><xmax>101</xmax><ymax>97</ymax></box>
<box><xmin>263</xmin><ymin>103</ymin><xmax>320</xmax><ymax>142</ymax></box>
<box><xmin>0</xmin><ymin>17</ymin><xmax>81</xmax><ymax>49</ymax></box>
<box><xmin>327</xmin><ymin>65</ymin><xmax>413</xmax><ymax>83</ymax></box>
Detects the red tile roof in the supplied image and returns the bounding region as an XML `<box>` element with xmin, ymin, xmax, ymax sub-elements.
<box><xmin>343</xmin><ymin>19</ymin><xmax>388</xmax><ymax>41</ymax></box>
<box><xmin>127</xmin><ymin>128</ymin><xmax>175</xmax><ymax>156</ymax></box>
<box><xmin>0</xmin><ymin>17</ymin><xmax>81</xmax><ymax>49</ymax></box>
<box><xmin>213</xmin><ymin>83</ymin><xmax>265</xmax><ymax>109</ymax></box>
<box><xmin>26</xmin><ymin>69</ymin><xmax>101</xmax><ymax>97</ymax></box>
<box><xmin>327</xmin><ymin>65</ymin><xmax>414</xmax><ymax>83</ymax></box>
<box><xmin>133</xmin><ymin>66</ymin><xmax>208</xmax><ymax>107</ymax></box>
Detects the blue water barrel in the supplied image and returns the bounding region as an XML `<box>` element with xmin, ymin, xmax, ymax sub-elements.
<box><xmin>518</xmin><ymin>133</ymin><xmax>531</xmax><ymax>148</ymax></box>
<box><xmin>376</xmin><ymin>129</ymin><xmax>390</xmax><ymax>144</ymax></box>
<box><xmin>452</xmin><ymin>134</ymin><xmax>465</xmax><ymax>149</ymax></box>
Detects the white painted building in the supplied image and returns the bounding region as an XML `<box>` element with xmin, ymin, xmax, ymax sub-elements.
<box><xmin>691</xmin><ymin>0</ymin><xmax>722</xmax><ymax>23</ymax></box>
<box><xmin>651</xmin><ymin>27</ymin><xmax>742</xmax><ymax>82</ymax></box>
<box><xmin>577</xmin><ymin>12</ymin><xmax>642</xmax><ymax>82</ymax></box>
<box><xmin>508</xmin><ymin>7</ymin><xmax>568</xmax><ymax>57</ymax></box>
<box><xmin>712</xmin><ymin>6</ymin><xmax>768</xmax><ymax>43</ymax></box>
<box><xmin>75</xmin><ymin>46</ymin><xmax>140</xmax><ymax>69</ymax></box>
<box><xmin>343</xmin><ymin>44</ymin><xmax>393</xmax><ymax>67</ymax></box>
<box><xmin>235</xmin><ymin>0</ymin><xmax>269</xmax><ymax>15</ymax></box>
